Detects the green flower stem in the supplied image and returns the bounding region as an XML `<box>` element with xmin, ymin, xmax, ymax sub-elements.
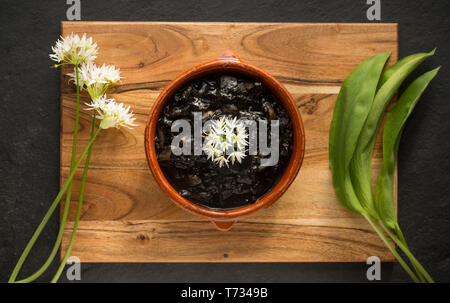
<box><xmin>15</xmin><ymin>114</ymin><xmax>98</xmax><ymax>283</ymax></box>
<box><xmin>51</xmin><ymin>113</ymin><xmax>97</xmax><ymax>283</ymax></box>
<box><xmin>379</xmin><ymin>221</ymin><xmax>433</xmax><ymax>283</ymax></box>
<box><xmin>63</xmin><ymin>63</ymin><xmax>81</xmax><ymax>228</ymax></box>
<box><xmin>8</xmin><ymin>64</ymin><xmax>82</xmax><ymax>283</ymax></box>
<box><xmin>8</xmin><ymin>128</ymin><xmax>101</xmax><ymax>283</ymax></box>
<box><xmin>363</xmin><ymin>214</ymin><xmax>420</xmax><ymax>283</ymax></box>
<box><xmin>13</xmin><ymin>204</ymin><xmax>70</xmax><ymax>283</ymax></box>
<box><xmin>60</xmin><ymin>62</ymin><xmax>81</xmax><ymax>253</ymax></box>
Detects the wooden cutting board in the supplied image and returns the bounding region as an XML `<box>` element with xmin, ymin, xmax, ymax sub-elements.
<box><xmin>60</xmin><ymin>21</ymin><xmax>398</xmax><ymax>262</ymax></box>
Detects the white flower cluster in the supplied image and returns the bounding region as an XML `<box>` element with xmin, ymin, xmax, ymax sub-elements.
<box><xmin>203</xmin><ymin>117</ymin><xmax>248</xmax><ymax>168</ymax></box>
<box><xmin>67</xmin><ymin>62</ymin><xmax>122</xmax><ymax>99</ymax></box>
<box><xmin>50</xmin><ymin>33</ymin><xmax>98</xmax><ymax>65</ymax></box>
<box><xmin>86</xmin><ymin>95</ymin><xmax>136</xmax><ymax>129</ymax></box>
<box><xmin>51</xmin><ymin>33</ymin><xmax>135</xmax><ymax>130</ymax></box>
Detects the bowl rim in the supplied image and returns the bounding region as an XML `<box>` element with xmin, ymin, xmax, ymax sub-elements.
<box><xmin>144</xmin><ymin>55</ymin><xmax>306</xmax><ymax>222</ymax></box>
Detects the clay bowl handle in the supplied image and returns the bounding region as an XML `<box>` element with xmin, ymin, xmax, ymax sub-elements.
<box><xmin>211</xmin><ymin>220</ymin><xmax>235</xmax><ymax>231</ymax></box>
<box><xmin>217</xmin><ymin>51</ymin><xmax>240</xmax><ymax>61</ymax></box>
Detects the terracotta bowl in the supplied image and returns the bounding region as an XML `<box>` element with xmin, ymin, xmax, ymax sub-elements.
<box><xmin>144</xmin><ymin>52</ymin><xmax>305</xmax><ymax>231</ymax></box>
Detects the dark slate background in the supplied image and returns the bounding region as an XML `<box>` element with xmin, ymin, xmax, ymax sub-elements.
<box><xmin>0</xmin><ymin>0</ymin><xmax>449</xmax><ymax>283</ymax></box>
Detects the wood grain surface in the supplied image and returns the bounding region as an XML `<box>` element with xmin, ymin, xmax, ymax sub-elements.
<box><xmin>60</xmin><ymin>22</ymin><xmax>398</xmax><ymax>262</ymax></box>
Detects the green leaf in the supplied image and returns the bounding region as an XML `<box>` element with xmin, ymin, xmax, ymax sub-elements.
<box><xmin>376</xmin><ymin>67</ymin><xmax>440</xmax><ymax>229</ymax></box>
<box><xmin>329</xmin><ymin>52</ymin><xmax>391</xmax><ymax>213</ymax></box>
<box><xmin>349</xmin><ymin>49</ymin><xmax>435</xmax><ymax>218</ymax></box>
<box><xmin>378</xmin><ymin>49</ymin><xmax>436</xmax><ymax>88</ymax></box>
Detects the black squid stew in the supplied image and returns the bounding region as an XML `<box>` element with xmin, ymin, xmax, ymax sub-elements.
<box><xmin>155</xmin><ymin>73</ymin><xmax>293</xmax><ymax>209</ymax></box>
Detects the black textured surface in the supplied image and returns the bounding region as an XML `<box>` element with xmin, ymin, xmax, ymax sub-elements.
<box><xmin>0</xmin><ymin>0</ymin><xmax>449</xmax><ymax>283</ymax></box>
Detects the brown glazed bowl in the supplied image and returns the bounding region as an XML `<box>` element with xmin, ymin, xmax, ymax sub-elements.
<box><xmin>144</xmin><ymin>52</ymin><xmax>305</xmax><ymax>231</ymax></box>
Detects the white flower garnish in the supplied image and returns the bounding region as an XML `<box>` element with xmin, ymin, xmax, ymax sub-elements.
<box><xmin>68</xmin><ymin>62</ymin><xmax>122</xmax><ymax>99</ymax></box>
<box><xmin>214</xmin><ymin>154</ymin><xmax>229</xmax><ymax>168</ymax></box>
<box><xmin>85</xmin><ymin>95</ymin><xmax>136</xmax><ymax>129</ymax></box>
<box><xmin>228</xmin><ymin>150</ymin><xmax>246</xmax><ymax>165</ymax></box>
<box><xmin>50</xmin><ymin>33</ymin><xmax>98</xmax><ymax>65</ymax></box>
<box><xmin>203</xmin><ymin>116</ymin><xmax>248</xmax><ymax>167</ymax></box>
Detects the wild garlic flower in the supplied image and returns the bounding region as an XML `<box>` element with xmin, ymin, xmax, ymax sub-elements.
<box><xmin>85</xmin><ymin>94</ymin><xmax>113</xmax><ymax>111</ymax></box>
<box><xmin>50</xmin><ymin>33</ymin><xmax>98</xmax><ymax>66</ymax></box>
<box><xmin>98</xmin><ymin>100</ymin><xmax>137</xmax><ymax>129</ymax></box>
<box><xmin>203</xmin><ymin>116</ymin><xmax>248</xmax><ymax>167</ymax></box>
<box><xmin>85</xmin><ymin>96</ymin><xmax>136</xmax><ymax>129</ymax></box>
<box><xmin>68</xmin><ymin>62</ymin><xmax>122</xmax><ymax>99</ymax></box>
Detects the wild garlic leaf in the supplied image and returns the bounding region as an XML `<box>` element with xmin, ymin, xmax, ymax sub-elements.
<box><xmin>378</xmin><ymin>49</ymin><xmax>436</xmax><ymax>89</ymax></box>
<box><xmin>329</xmin><ymin>52</ymin><xmax>391</xmax><ymax>213</ymax></box>
<box><xmin>376</xmin><ymin>67</ymin><xmax>440</xmax><ymax>229</ymax></box>
<box><xmin>349</xmin><ymin>50</ymin><xmax>435</xmax><ymax>218</ymax></box>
